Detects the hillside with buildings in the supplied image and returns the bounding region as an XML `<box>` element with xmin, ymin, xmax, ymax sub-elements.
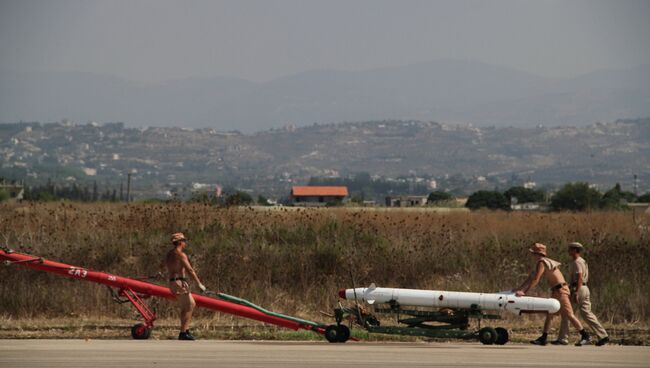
<box><xmin>1</xmin><ymin>118</ymin><xmax>649</xmax><ymax>199</ymax></box>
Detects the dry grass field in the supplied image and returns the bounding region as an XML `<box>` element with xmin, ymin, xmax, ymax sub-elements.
<box><xmin>0</xmin><ymin>203</ymin><xmax>648</xmax><ymax>341</ymax></box>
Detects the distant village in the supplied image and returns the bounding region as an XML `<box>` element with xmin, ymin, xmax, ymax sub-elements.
<box><xmin>1</xmin><ymin>119</ymin><xmax>649</xmax><ymax>212</ymax></box>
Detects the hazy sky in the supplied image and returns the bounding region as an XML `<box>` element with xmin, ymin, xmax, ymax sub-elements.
<box><xmin>1</xmin><ymin>0</ymin><xmax>649</xmax><ymax>83</ymax></box>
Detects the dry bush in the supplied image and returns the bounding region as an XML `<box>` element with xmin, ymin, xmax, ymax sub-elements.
<box><xmin>0</xmin><ymin>203</ymin><xmax>648</xmax><ymax>323</ymax></box>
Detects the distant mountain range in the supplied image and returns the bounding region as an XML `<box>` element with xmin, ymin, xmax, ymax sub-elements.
<box><xmin>2</xmin><ymin>60</ymin><xmax>650</xmax><ymax>131</ymax></box>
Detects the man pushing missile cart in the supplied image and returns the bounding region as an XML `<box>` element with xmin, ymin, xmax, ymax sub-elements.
<box><xmin>514</xmin><ymin>243</ymin><xmax>591</xmax><ymax>346</ymax></box>
<box><xmin>332</xmin><ymin>247</ymin><xmax>565</xmax><ymax>345</ymax></box>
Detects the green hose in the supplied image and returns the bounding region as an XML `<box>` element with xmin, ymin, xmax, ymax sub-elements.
<box><xmin>217</xmin><ymin>293</ymin><xmax>324</xmax><ymax>328</ymax></box>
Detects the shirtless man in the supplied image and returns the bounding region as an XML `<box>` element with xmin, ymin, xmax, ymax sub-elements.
<box><xmin>165</xmin><ymin>232</ymin><xmax>207</xmax><ymax>340</ymax></box>
<box><xmin>513</xmin><ymin>243</ymin><xmax>590</xmax><ymax>346</ymax></box>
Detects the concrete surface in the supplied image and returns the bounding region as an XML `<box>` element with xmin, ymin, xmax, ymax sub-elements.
<box><xmin>1</xmin><ymin>340</ymin><xmax>649</xmax><ymax>368</ymax></box>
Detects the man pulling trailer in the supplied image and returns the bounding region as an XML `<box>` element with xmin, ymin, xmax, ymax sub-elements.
<box><xmin>164</xmin><ymin>232</ymin><xmax>207</xmax><ymax>340</ymax></box>
<box><xmin>0</xmin><ymin>247</ymin><xmax>327</xmax><ymax>340</ymax></box>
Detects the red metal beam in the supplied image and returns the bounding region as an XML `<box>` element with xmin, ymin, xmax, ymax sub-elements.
<box><xmin>0</xmin><ymin>249</ymin><xmax>317</xmax><ymax>332</ymax></box>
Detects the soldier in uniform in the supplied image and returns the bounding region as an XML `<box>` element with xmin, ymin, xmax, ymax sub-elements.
<box><xmin>552</xmin><ymin>242</ymin><xmax>609</xmax><ymax>346</ymax></box>
<box><xmin>514</xmin><ymin>243</ymin><xmax>590</xmax><ymax>346</ymax></box>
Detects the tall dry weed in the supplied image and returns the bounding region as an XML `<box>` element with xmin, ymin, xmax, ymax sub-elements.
<box><xmin>0</xmin><ymin>203</ymin><xmax>648</xmax><ymax>322</ymax></box>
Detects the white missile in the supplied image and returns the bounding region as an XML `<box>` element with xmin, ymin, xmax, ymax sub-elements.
<box><xmin>338</xmin><ymin>284</ymin><xmax>560</xmax><ymax>315</ymax></box>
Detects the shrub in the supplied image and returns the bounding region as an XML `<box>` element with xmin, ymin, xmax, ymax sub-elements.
<box><xmin>466</xmin><ymin>190</ymin><xmax>509</xmax><ymax>210</ymax></box>
<box><xmin>503</xmin><ymin>186</ymin><xmax>545</xmax><ymax>203</ymax></box>
<box><xmin>600</xmin><ymin>183</ymin><xmax>636</xmax><ymax>209</ymax></box>
<box><xmin>225</xmin><ymin>191</ymin><xmax>253</xmax><ymax>206</ymax></box>
<box><xmin>551</xmin><ymin>182</ymin><xmax>602</xmax><ymax>211</ymax></box>
<box><xmin>427</xmin><ymin>191</ymin><xmax>452</xmax><ymax>204</ymax></box>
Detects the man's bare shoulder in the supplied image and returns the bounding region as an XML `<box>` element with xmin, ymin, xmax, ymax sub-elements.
<box><xmin>166</xmin><ymin>248</ymin><xmax>185</xmax><ymax>259</ymax></box>
<box><xmin>173</xmin><ymin>249</ymin><xmax>188</xmax><ymax>259</ymax></box>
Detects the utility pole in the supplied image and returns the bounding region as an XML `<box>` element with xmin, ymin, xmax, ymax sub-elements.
<box><xmin>126</xmin><ymin>173</ymin><xmax>132</xmax><ymax>203</ymax></box>
<box><xmin>633</xmin><ymin>174</ymin><xmax>639</xmax><ymax>196</ymax></box>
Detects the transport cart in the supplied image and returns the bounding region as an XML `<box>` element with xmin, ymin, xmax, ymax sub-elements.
<box><xmin>325</xmin><ymin>301</ymin><xmax>509</xmax><ymax>345</ymax></box>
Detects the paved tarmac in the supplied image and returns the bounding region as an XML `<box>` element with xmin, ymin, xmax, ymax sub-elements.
<box><xmin>1</xmin><ymin>340</ymin><xmax>649</xmax><ymax>368</ymax></box>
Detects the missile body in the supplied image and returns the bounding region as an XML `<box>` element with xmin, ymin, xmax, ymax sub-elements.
<box><xmin>339</xmin><ymin>285</ymin><xmax>560</xmax><ymax>315</ymax></box>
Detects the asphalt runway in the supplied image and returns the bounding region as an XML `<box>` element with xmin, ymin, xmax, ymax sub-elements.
<box><xmin>1</xmin><ymin>340</ymin><xmax>649</xmax><ymax>368</ymax></box>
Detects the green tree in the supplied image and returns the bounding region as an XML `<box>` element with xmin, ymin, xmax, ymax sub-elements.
<box><xmin>466</xmin><ymin>190</ymin><xmax>510</xmax><ymax>210</ymax></box>
<box><xmin>503</xmin><ymin>186</ymin><xmax>545</xmax><ymax>204</ymax></box>
<box><xmin>0</xmin><ymin>189</ymin><xmax>9</xmax><ymax>202</ymax></box>
<box><xmin>226</xmin><ymin>191</ymin><xmax>253</xmax><ymax>206</ymax></box>
<box><xmin>427</xmin><ymin>191</ymin><xmax>452</xmax><ymax>204</ymax></box>
<box><xmin>350</xmin><ymin>194</ymin><xmax>365</xmax><ymax>204</ymax></box>
<box><xmin>190</xmin><ymin>191</ymin><xmax>214</xmax><ymax>204</ymax></box>
<box><xmin>551</xmin><ymin>182</ymin><xmax>602</xmax><ymax>211</ymax></box>
<box><xmin>257</xmin><ymin>195</ymin><xmax>272</xmax><ymax>206</ymax></box>
<box><xmin>600</xmin><ymin>183</ymin><xmax>636</xmax><ymax>209</ymax></box>
<box><xmin>637</xmin><ymin>192</ymin><xmax>650</xmax><ymax>203</ymax></box>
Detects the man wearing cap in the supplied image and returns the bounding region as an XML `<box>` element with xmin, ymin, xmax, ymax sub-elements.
<box><xmin>165</xmin><ymin>232</ymin><xmax>207</xmax><ymax>340</ymax></box>
<box><xmin>553</xmin><ymin>242</ymin><xmax>609</xmax><ymax>346</ymax></box>
<box><xmin>514</xmin><ymin>243</ymin><xmax>590</xmax><ymax>346</ymax></box>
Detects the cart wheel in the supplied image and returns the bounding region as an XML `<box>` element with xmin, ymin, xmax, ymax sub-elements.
<box><xmin>336</xmin><ymin>325</ymin><xmax>350</xmax><ymax>343</ymax></box>
<box><xmin>325</xmin><ymin>325</ymin><xmax>340</xmax><ymax>343</ymax></box>
<box><xmin>495</xmin><ymin>327</ymin><xmax>509</xmax><ymax>345</ymax></box>
<box><xmin>478</xmin><ymin>327</ymin><xmax>497</xmax><ymax>345</ymax></box>
<box><xmin>131</xmin><ymin>323</ymin><xmax>152</xmax><ymax>340</ymax></box>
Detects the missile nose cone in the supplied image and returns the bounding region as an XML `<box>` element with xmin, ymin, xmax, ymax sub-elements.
<box><xmin>338</xmin><ymin>288</ymin><xmax>347</xmax><ymax>299</ymax></box>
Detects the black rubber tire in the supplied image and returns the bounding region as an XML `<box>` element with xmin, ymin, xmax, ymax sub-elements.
<box><xmin>478</xmin><ymin>327</ymin><xmax>498</xmax><ymax>345</ymax></box>
<box><xmin>131</xmin><ymin>323</ymin><xmax>152</xmax><ymax>340</ymax></box>
<box><xmin>495</xmin><ymin>327</ymin><xmax>509</xmax><ymax>345</ymax></box>
<box><xmin>336</xmin><ymin>325</ymin><xmax>351</xmax><ymax>343</ymax></box>
<box><xmin>325</xmin><ymin>325</ymin><xmax>339</xmax><ymax>343</ymax></box>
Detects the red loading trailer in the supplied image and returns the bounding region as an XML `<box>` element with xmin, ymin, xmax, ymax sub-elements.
<box><xmin>0</xmin><ymin>248</ymin><xmax>327</xmax><ymax>339</ymax></box>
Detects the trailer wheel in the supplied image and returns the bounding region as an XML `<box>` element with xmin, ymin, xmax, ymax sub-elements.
<box><xmin>336</xmin><ymin>325</ymin><xmax>350</xmax><ymax>343</ymax></box>
<box><xmin>325</xmin><ymin>324</ymin><xmax>350</xmax><ymax>343</ymax></box>
<box><xmin>494</xmin><ymin>327</ymin><xmax>509</xmax><ymax>345</ymax></box>
<box><xmin>325</xmin><ymin>325</ymin><xmax>339</xmax><ymax>343</ymax></box>
<box><xmin>131</xmin><ymin>323</ymin><xmax>152</xmax><ymax>340</ymax></box>
<box><xmin>478</xmin><ymin>327</ymin><xmax>497</xmax><ymax>345</ymax></box>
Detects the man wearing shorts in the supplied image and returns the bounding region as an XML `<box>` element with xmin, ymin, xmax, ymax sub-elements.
<box><xmin>165</xmin><ymin>232</ymin><xmax>207</xmax><ymax>340</ymax></box>
<box><xmin>513</xmin><ymin>243</ymin><xmax>590</xmax><ymax>346</ymax></box>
